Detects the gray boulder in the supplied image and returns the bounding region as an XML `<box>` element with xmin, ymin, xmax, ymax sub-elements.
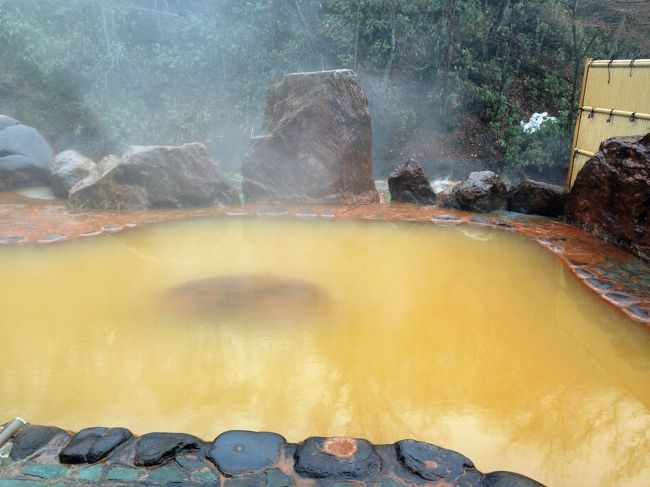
<box><xmin>0</xmin><ymin>115</ymin><xmax>19</xmax><ymax>131</ymax></box>
<box><xmin>242</xmin><ymin>70</ymin><xmax>378</xmax><ymax>204</ymax></box>
<box><xmin>387</xmin><ymin>159</ymin><xmax>436</xmax><ymax>205</ymax></box>
<box><xmin>0</xmin><ymin>119</ymin><xmax>54</xmax><ymax>190</ymax></box>
<box><xmin>440</xmin><ymin>171</ymin><xmax>507</xmax><ymax>213</ymax></box>
<box><xmin>68</xmin><ymin>143</ymin><xmax>239</xmax><ymax>210</ymax></box>
<box><xmin>48</xmin><ymin>150</ymin><xmax>96</xmax><ymax>198</ymax></box>
<box><xmin>508</xmin><ymin>179</ymin><xmax>567</xmax><ymax>217</ymax></box>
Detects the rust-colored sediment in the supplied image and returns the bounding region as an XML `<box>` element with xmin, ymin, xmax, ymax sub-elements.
<box><xmin>1</xmin><ymin>189</ymin><xmax>649</xmax><ymax>327</ymax></box>
<box><xmin>322</xmin><ymin>437</ymin><xmax>358</xmax><ymax>458</ymax></box>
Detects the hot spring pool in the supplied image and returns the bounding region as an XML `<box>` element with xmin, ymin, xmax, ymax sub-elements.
<box><xmin>1</xmin><ymin>217</ymin><xmax>649</xmax><ymax>486</ymax></box>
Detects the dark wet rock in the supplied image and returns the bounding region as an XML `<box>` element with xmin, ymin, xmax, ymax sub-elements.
<box><xmin>294</xmin><ymin>437</ymin><xmax>382</xmax><ymax>480</ymax></box>
<box><xmin>207</xmin><ymin>430</ymin><xmax>285</xmax><ymax>476</ymax></box>
<box><xmin>455</xmin><ymin>469</ymin><xmax>485</xmax><ymax>486</ymax></box>
<box><xmin>133</xmin><ymin>432</ymin><xmax>202</xmax><ymax>467</ymax></box>
<box><xmin>59</xmin><ymin>426</ymin><xmax>132</xmax><ymax>464</ymax></box>
<box><xmin>507</xmin><ymin>179</ymin><xmax>567</xmax><ymax>217</ymax></box>
<box><xmin>395</xmin><ymin>439</ymin><xmax>474</xmax><ymax>481</ymax></box>
<box><xmin>9</xmin><ymin>425</ymin><xmax>69</xmax><ymax>460</ymax></box>
<box><xmin>0</xmin><ymin>120</ymin><xmax>53</xmax><ymax>190</ymax></box>
<box><xmin>68</xmin><ymin>143</ymin><xmax>239</xmax><ymax>210</ymax></box>
<box><xmin>566</xmin><ymin>134</ymin><xmax>650</xmax><ymax>262</ymax></box>
<box><xmin>388</xmin><ymin>159</ymin><xmax>436</xmax><ymax>205</ymax></box>
<box><xmin>441</xmin><ymin>171</ymin><xmax>508</xmax><ymax>213</ymax></box>
<box><xmin>482</xmin><ymin>471</ymin><xmax>546</xmax><ymax>486</ymax></box>
<box><xmin>48</xmin><ymin>150</ymin><xmax>95</xmax><ymax>199</ymax></box>
<box><xmin>242</xmin><ymin>70</ymin><xmax>378</xmax><ymax>205</ymax></box>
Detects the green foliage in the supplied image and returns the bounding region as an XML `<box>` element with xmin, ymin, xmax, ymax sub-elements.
<box><xmin>0</xmin><ymin>0</ymin><xmax>645</xmax><ymax>172</ymax></box>
<box><xmin>504</xmin><ymin>118</ymin><xmax>571</xmax><ymax>177</ymax></box>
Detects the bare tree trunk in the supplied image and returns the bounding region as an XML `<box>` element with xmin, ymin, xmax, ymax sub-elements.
<box><xmin>483</xmin><ymin>0</ymin><xmax>512</xmax><ymax>58</ymax></box>
<box><xmin>383</xmin><ymin>2</ymin><xmax>397</xmax><ymax>81</ymax></box>
<box><xmin>353</xmin><ymin>0</ymin><xmax>361</xmax><ymax>71</ymax></box>
<box><xmin>440</xmin><ymin>0</ymin><xmax>459</xmax><ymax>116</ymax></box>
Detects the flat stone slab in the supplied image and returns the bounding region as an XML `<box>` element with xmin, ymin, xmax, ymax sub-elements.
<box><xmin>207</xmin><ymin>430</ymin><xmax>285</xmax><ymax>476</ymax></box>
<box><xmin>133</xmin><ymin>432</ymin><xmax>202</xmax><ymax>467</ymax></box>
<box><xmin>9</xmin><ymin>425</ymin><xmax>69</xmax><ymax>460</ymax></box>
<box><xmin>294</xmin><ymin>437</ymin><xmax>382</xmax><ymax>480</ymax></box>
<box><xmin>59</xmin><ymin>426</ymin><xmax>132</xmax><ymax>464</ymax></box>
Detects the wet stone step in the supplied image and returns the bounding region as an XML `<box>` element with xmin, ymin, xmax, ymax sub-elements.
<box><xmin>59</xmin><ymin>427</ymin><xmax>132</xmax><ymax>464</ymax></box>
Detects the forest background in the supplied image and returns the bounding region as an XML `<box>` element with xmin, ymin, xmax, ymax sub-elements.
<box><xmin>1</xmin><ymin>0</ymin><xmax>649</xmax><ymax>182</ymax></box>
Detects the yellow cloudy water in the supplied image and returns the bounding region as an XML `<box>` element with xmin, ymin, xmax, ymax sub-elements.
<box><xmin>1</xmin><ymin>218</ymin><xmax>649</xmax><ymax>486</ymax></box>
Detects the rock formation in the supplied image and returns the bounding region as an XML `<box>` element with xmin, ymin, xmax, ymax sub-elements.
<box><xmin>566</xmin><ymin>133</ymin><xmax>650</xmax><ymax>262</ymax></box>
<box><xmin>68</xmin><ymin>143</ymin><xmax>239</xmax><ymax>210</ymax></box>
<box><xmin>0</xmin><ymin>116</ymin><xmax>53</xmax><ymax>190</ymax></box>
<box><xmin>48</xmin><ymin>150</ymin><xmax>96</xmax><ymax>198</ymax></box>
<box><xmin>387</xmin><ymin>159</ymin><xmax>436</xmax><ymax>205</ymax></box>
<box><xmin>440</xmin><ymin>171</ymin><xmax>507</xmax><ymax>213</ymax></box>
<box><xmin>242</xmin><ymin>70</ymin><xmax>378</xmax><ymax>204</ymax></box>
<box><xmin>508</xmin><ymin>179</ymin><xmax>567</xmax><ymax>217</ymax></box>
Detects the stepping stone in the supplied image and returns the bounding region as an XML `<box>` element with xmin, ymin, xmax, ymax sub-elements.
<box><xmin>395</xmin><ymin>439</ymin><xmax>475</xmax><ymax>481</ymax></box>
<box><xmin>59</xmin><ymin>426</ymin><xmax>132</xmax><ymax>464</ymax></box>
<box><xmin>294</xmin><ymin>437</ymin><xmax>381</xmax><ymax>480</ymax></box>
<box><xmin>207</xmin><ymin>430</ymin><xmax>285</xmax><ymax>476</ymax></box>
<box><xmin>10</xmin><ymin>425</ymin><xmax>69</xmax><ymax>460</ymax></box>
<box><xmin>134</xmin><ymin>432</ymin><xmax>202</xmax><ymax>467</ymax></box>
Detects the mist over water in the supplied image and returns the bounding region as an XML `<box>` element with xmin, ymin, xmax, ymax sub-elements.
<box><xmin>3</xmin><ymin>0</ymin><xmax>643</xmax><ymax>180</ymax></box>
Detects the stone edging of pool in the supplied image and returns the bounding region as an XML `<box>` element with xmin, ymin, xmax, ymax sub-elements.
<box><xmin>0</xmin><ymin>197</ymin><xmax>648</xmax><ymax>327</ymax></box>
<box><xmin>0</xmin><ymin>423</ymin><xmax>544</xmax><ymax>486</ymax></box>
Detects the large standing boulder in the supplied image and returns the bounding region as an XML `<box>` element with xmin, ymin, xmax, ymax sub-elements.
<box><xmin>508</xmin><ymin>179</ymin><xmax>567</xmax><ymax>217</ymax></box>
<box><xmin>48</xmin><ymin>150</ymin><xmax>96</xmax><ymax>198</ymax></box>
<box><xmin>440</xmin><ymin>171</ymin><xmax>507</xmax><ymax>213</ymax></box>
<box><xmin>566</xmin><ymin>133</ymin><xmax>650</xmax><ymax>261</ymax></box>
<box><xmin>388</xmin><ymin>159</ymin><xmax>436</xmax><ymax>205</ymax></box>
<box><xmin>242</xmin><ymin>70</ymin><xmax>378</xmax><ymax>204</ymax></box>
<box><xmin>68</xmin><ymin>143</ymin><xmax>239</xmax><ymax>210</ymax></box>
<box><xmin>0</xmin><ymin>117</ymin><xmax>54</xmax><ymax>190</ymax></box>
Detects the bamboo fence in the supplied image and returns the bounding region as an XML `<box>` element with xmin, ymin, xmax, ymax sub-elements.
<box><xmin>568</xmin><ymin>59</ymin><xmax>650</xmax><ymax>186</ymax></box>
